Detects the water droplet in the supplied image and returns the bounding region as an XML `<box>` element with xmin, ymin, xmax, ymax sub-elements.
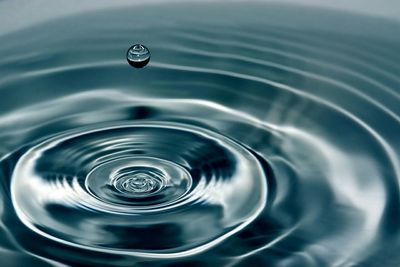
<box><xmin>126</xmin><ymin>44</ymin><xmax>150</xmax><ymax>68</ymax></box>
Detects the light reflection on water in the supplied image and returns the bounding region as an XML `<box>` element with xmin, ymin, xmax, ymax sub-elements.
<box><xmin>0</xmin><ymin>2</ymin><xmax>400</xmax><ymax>266</ymax></box>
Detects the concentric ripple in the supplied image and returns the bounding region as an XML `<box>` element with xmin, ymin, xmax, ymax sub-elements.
<box><xmin>87</xmin><ymin>157</ymin><xmax>192</xmax><ymax>206</ymax></box>
<box><xmin>11</xmin><ymin>123</ymin><xmax>267</xmax><ymax>255</ymax></box>
<box><xmin>0</xmin><ymin>2</ymin><xmax>400</xmax><ymax>267</ymax></box>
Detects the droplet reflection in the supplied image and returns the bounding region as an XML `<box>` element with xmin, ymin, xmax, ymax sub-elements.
<box><xmin>126</xmin><ymin>44</ymin><xmax>150</xmax><ymax>68</ymax></box>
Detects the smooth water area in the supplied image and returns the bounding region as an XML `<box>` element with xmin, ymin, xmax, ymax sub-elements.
<box><xmin>1</xmin><ymin>2</ymin><xmax>400</xmax><ymax>266</ymax></box>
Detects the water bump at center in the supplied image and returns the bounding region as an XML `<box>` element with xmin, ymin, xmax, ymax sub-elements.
<box><xmin>85</xmin><ymin>156</ymin><xmax>192</xmax><ymax>206</ymax></box>
<box><xmin>112</xmin><ymin>166</ymin><xmax>165</xmax><ymax>196</ymax></box>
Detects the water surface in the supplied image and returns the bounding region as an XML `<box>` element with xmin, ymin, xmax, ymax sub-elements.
<box><xmin>1</xmin><ymin>2</ymin><xmax>400</xmax><ymax>266</ymax></box>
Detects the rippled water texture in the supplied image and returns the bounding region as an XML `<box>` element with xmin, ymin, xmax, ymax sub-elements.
<box><xmin>1</xmin><ymin>3</ymin><xmax>400</xmax><ymax>266</ymax></box>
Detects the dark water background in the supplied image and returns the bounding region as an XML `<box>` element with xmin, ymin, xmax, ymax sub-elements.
<box><xmin>1</xmin><ymin>2</ymin><xmax>400</xmax><ymax>266</ymax></box>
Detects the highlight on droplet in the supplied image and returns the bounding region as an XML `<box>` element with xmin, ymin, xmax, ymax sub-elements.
<box><xmin>126</xmin><ymin>44</ymin><xmax>150</xmax><ymax>68</ymax></box>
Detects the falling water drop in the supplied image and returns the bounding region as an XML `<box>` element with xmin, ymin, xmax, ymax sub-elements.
<box><xmin>126</xmin><ymin>44</ymin><xmax>150</xmax><ymax>68</ymax></box>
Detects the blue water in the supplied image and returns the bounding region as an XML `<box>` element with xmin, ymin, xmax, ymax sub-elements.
<box><xmin>1</xmin><ymin>2</ymin><xmax>400</xmax><ymax>266</ymax></box>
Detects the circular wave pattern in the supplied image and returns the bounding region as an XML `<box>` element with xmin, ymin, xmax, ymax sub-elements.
<box><xmin>11</xmin><ymin>123</ymin><xmax>267</xmax><ymax>256</ymax></box>
<box><xmin>0</xmin><ymin>3</ymin><xmax>400</xmax><ymax>267</ymax></box>
<box><xmin>87</xmin><ymin>157</ymin><xmax>192</xmax><ymax>206</ymax></box>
